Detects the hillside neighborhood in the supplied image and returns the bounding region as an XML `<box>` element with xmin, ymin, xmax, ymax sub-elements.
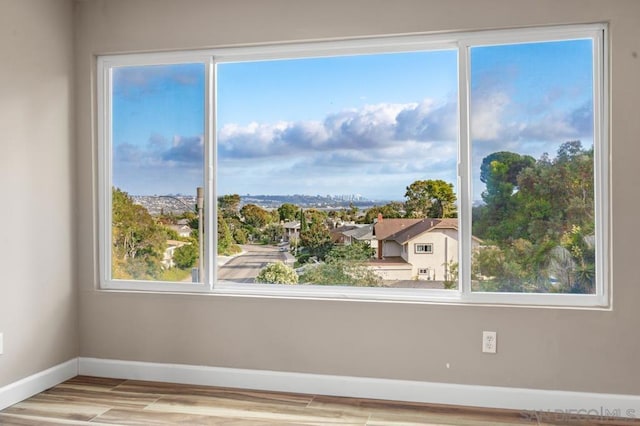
<box><xmin>114</xmin><ymin>142</ymin><xmax>596</xmax><ymax>294</ymax></box>
<box><xmin>280</xmin><ymin>215</ymin><xmax>477</xmax><ymax>283</ymax></box>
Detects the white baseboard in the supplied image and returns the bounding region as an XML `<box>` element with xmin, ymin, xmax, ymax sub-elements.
<box><xmin>79</xmin><ymin>357</ymin><xmax>640</xmax><ymax>419</ymax></box>
<box><xmin>0</xmin><ymin>358</ymin><xmax>78</xmax><ymax>411</ymax></box>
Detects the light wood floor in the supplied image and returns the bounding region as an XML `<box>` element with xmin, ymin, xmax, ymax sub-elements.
<box><xmin>0</xmin><ymin>376</ymin><xmax>638</xmax><ymax>425</ymax></box>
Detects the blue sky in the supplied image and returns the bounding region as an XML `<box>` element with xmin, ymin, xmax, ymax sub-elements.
<box><xmin>112</xmin><ymin>63</ymin><xmax>205</xmax><ymax>196</ymax></box>
<box><xmin>112</xmin><ymin>39</ymin><xmax>594</xmax><ymax>201</ymax></box>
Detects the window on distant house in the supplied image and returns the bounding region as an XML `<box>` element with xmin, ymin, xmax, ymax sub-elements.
<box><xmin>98</xmin><ymin>24</ymin><xmax>608</xmax><ymax>306</ymax></box>
<box><xmin>415</xmin><ymin>244</ymin><xmax>434</xmax><ymax>254</ymax></box>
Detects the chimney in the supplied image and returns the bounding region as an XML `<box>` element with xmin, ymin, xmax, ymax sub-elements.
<box><xmin>377</xmin><ymin>213</ymin><xmax>383</xmax><ymax>223</ymax></box>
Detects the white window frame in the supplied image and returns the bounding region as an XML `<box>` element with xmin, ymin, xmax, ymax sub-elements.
<box><xmin>415</xmin><ymin>243</ymin><xmax>434</xmax><ymax>254</ymax></box>
<box><xmin>97</xmin><ymin>53</ymin><xmax>215</xmax><ymax>293</ymax></box>
<box><xmin>97</xmin><ymin>23</ymin><xmax>609</xmax><ymax>308</ymax></box>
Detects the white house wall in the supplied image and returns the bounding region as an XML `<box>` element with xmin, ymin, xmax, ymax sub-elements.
<box><xmin>369</xmin><ymin>264</ymin><xmax>412</xmax><ymax>281</ymax></box>
<box><xmin>406</xmin><ymin>229</ymin><xmax>456</xmax><ymax>280</ymax></box>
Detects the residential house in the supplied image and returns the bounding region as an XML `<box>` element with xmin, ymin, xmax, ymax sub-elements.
<box><xmin>167</xmin><ymin>224</ymin><xmax>192</xmax><ymax>238</ymax></box>
<box><xmin>370</xmin><ymin>217</ymin><xmax>481</xmax><ymax>281</ymax></box>
<box><xmin>329</xmin><ymin>224</ymin><xmax>359</xmax><ymax>244</ymax></box>
<box><xmin>282</xmin><ymin>220</ymin><xmax>300</xmax><ymax>242</ymax></box>
<box><xmin>336</xmin><ymin>224</ymin><xmax>377</xmax><ymax>255</ymax></box>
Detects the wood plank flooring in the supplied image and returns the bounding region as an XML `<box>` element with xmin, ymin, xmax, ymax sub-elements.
<box><xmin>0</xmin><ymin>376</ymin><xmax>638</xmax><ymax>425</ymax></box>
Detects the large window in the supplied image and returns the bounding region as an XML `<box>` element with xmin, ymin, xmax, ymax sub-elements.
<box><xmin>98</xmin><ymin>24</ymin><xmax>608</xmax><ymax>306</ymax></box>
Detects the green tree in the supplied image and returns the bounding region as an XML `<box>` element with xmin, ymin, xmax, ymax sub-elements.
<box><xmin>300</xmin><ymin>262</ymin><xmax>381</xmax><ymax>287</ymax></box>
<box><xmin>165</xmin><ymin>227</ymin><xmax>180</xmax><ymax>240</ymax></box>
<box><xmin>217</xmin><ymin>209</ymin><xmax>240</xmax><ymax>255</ymax></box>
<box><xmin>305</xmin><ymin>208</ymin><xmax>328</xmax><ymax>225</ymax></box>
<box><xmin>112</xmin><ymin>188</ymin><xmax>168</xmax><ymax>280</ymax></box>
<box><xmin>299</xmin><ymin>220</ymin><xmax>332</xmax><ymax>260</ymax></box>
<box><xmin>516</xmin><ymin>142</ymin><xmax>594</xmax><ymax>242</ymax></box>
<box><xmin>299</xmin><ymin>208</ymin><xmax>308</xmax><ymax>233</ymax></box>
<box><xmin>443</xmin><ymin>261</ymin><xmax>458</xmax><ymax>290</ymax></box>
<box><xmin>233</xmin><ymin>226</ymin><xmax>248</xmax><ymax>244</ymax></box>
<box><xmin>173</xmin><ymin>243</ymin><xmax>198</xmax><ymax>269</ymax></box>
<box><xmin>472</xmin><ymin>141</ymin><xmax>595</xmax><ymax>293</ymax></box>
<box><xmin>300</xmin><ymin>243</ymin><xmax>380</xmax><ymax>287</ymax></box>
<box><xmin>362</xmin><ymin>202</ymin><xmax>404</xmax><ymax>223</ymax></box>
<box><xmin>472</xmin><ymin>242</ymin><xmax>547</xmax><ymax>292</ymax></box>
<box><xmin>263</xmin><ymin>222</ymin><xmax>284</xmax><ymax>243</ymax></box>
<box><xmin>255</xmin><ymin>262</ymin><xmax>298</xmax><ymax>284</ymax></box>
<box><xmin>551</xmin><ymin>225</ymin><xmax>595</xmax><ymax>293</ymax></box>
<box><xmin>480</xmin><ymin>151</ymin><xmax>537</xmax><ymax>189</ymax></box>
<box><xmin>325</xmin><ymin>241</ymin><xmax>374</xmax><ymax>262</ymax></box>
<box><xmin>241</xmin><ymin>204</ymin><xmax>271</xmax><ymax>228</ymax></box>
<box><xmin>404</xmin><ymin>179</ymin><xmax>457</xmax><ymax>218</ymax></box>
<box><xmin>278</xmin><ymin>203</ymin><xmax>298</xmax><ymax>221</ymax></box>
<box><xmin>474</xmin><ymin>151</ymin><xmax>535</xmax><ymax>240</ymax></box>
<box><xmin>218</xmin><ymin>194</ymin><xmax>241</xmax><ymax>218</ymax></box>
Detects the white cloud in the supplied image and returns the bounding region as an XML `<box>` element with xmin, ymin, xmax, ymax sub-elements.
<box><xmin>218</xmin><ymin>99</ymin><xmax>455</xmax><ymax>161</ymax></box>
<box><xmin>471</xmin><ymin>91</ymin><xmax>511</xmax><ymax>141</ymax></box>
<box><xmin>114</xmin><ymin>93</ymin><xmax>593</xmax><ymax>198</ymax></box>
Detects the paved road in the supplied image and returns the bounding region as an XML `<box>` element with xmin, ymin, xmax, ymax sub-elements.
<box><xmin>217</xmin><ymin>244</ymin><xmax>285</xmax><ymax>283</ymax></box>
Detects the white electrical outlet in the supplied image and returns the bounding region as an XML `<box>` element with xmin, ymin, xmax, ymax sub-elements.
<box><xmin>482</xmin><ymin>331</ymin><xmax>497</xmax><ymax>354</ymax></box>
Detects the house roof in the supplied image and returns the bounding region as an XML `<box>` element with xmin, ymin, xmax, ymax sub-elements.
<box><xmin>329</xmin><ymin>225</ymin><xmax>359</xmax><ymax>243</ymax></box>
<box><xmin>374</xmin><ymin>218</ymin><xmax>475</xmax><ymax>244</ymax></box>
<box><xmin>373</xmin><ymin>219</ymin><xmax>422</xmax><ymax>240</ymax></box>
<box><xmin>342</xmin><ymin>224</ymin><xmax>375</xmax><ymax>241</ymax></box>
<box><xmin>368</xmin><ymin>256</ymin><xmax>409</xmax><ymax>266</ymax></box>
<box><xmin>391</xmin><ymin>218</ymin><xmax>459</xmax><ymax>244</ymax></box>
<box><xmin>282</xmin><ymin>221</ymin><xmax>300</xmax><ymax>229</ymax></box>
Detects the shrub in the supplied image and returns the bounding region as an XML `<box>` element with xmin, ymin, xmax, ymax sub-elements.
<box><xmin>255</xmin><ymin>261</ymin><xmax>298</xmax><ymax>284</ymax></box>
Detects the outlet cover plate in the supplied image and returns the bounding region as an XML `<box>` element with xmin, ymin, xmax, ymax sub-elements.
<box><xmin>482</xmin><ymin>331</ymin><xmax>497</xmax><ymax>354</ymax></box>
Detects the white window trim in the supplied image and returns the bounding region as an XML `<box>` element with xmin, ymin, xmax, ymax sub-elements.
<box><xmin>97</xmin><ymin>53</ymin><xmax>215</xmax><ymax>293</ymax></box>
<box><xmin>97</xmin><ymin>23</ymin><xmax>610</xmax><ymax>308</ymax></box>
<box><xmin>456</xmin><ymin>25</ymin><xmax>609</xmax><ymax>308</ymax></box>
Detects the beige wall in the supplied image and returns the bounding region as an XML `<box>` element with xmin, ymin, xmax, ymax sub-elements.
<box><xmin>0</xmin><ymin>0</ymin><xmax>77</xmax><ymax>387</ymax></box>
<box><xmin>75</xmin><ymin>0</ymin><xmax>640</xmax><ymax>395</ymax></box>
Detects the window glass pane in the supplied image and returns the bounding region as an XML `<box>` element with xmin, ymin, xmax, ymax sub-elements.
<box><xmin>470</xmin><ymin>39</ymin><xmax>596</xmax><ymax>293</ymax></box>
<box><xmin>111</xmin><ymin>63</ymin><xmax>205</xmax><ymax>282</ymax></box>
<box><xmin>217</xmin><ymin>50</ymin><xmax>459</xmax><ymax>289</ymax></box>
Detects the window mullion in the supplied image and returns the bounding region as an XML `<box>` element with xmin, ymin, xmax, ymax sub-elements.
<box><xmin>205</xmin><ymin>58</ymin><xmax>216</xmax><ymax>290</ymax></box>
<box><xmin>457</xmin><ymin>42</ymin><xmax>472</xmax><ymax>298</ymax></box>
<box><xmin>593</xmin><ymin>28</ymin><xmax>609</xmax><ymax>304</ymax></box>
<box><xmin>209</xmin><ymin>57</ymin><xmax>219</xmax><ymax>290</ymax></box>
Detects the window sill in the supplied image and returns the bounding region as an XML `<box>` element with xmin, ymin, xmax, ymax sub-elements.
<box><xmin>98</xmin><ymin>280</ymin><xmax>610</xmax><ymax>309</ymax></box>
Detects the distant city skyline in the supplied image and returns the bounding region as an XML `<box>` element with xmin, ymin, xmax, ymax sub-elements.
<box><xmin>112</xmin><ymin>39</ymin><xmax>594</xmax><ymax>201</ymax></box>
